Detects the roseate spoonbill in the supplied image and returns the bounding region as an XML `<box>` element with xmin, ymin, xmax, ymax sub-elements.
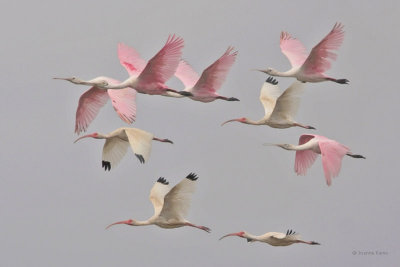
<box><xmin>99</xmin><ymin>35</ymin><xmax>189</xmax><ymax>96</ymax></box>
<box><xmin>266</xmin><ymin>134</ymin><xmax>366</xmax><ymax>186</ymax></box>
<box><xmin>219</xmin><ymin>229</ymin><xmax>320</xmax><ymax>246</ymax></box>
<box><xmin>74</xmin><ymin>127</ymin><xmax>173</xmax><ymax>171</ymax></box>
<box><xmin>164</xmin><ymin>47</ymin><xmax>239</xmax><ymax>102</ymax></box>
<box><xmin>221</xmin><ymin>77</ymin><xmax>315</xmax><ymax>129</ymax></box>
<box><xmin>106</xmin><ymin>173</ymin><xmax>210</xmax><ymax>233</ymax></box>
<box><xmin>53</xmin><ymin>76</ymin><xmax>136</xmax><ymax>134</ymax></box>
<box><xmin>257</xmin><ymin>23</ymin><xmax>349</xmax><ymax>84</ymax></box>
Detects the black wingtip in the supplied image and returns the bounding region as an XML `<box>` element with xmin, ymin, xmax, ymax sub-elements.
<box><xmin>102</xmin><ymin>160</ymin><xmax>111</xmax><ymax>171</ymax></box>
<box><xmin>266</xmin><ymin>76</ymin><xmax>278</xmax><ymax>85</ymax></box>
<box><xmin>135</xmin><ymin>154</ymin><xmax>145</xmax><ymax>164</ymax></box>
<box><xmin>157</xmin><ymin>177</ymin><xmax>169</xmax><ymax>185</ymax></box>
<box><xmin>186</xmin><ymin>172</ymin><xmax>198</xmax><ymax>181</ymax></box>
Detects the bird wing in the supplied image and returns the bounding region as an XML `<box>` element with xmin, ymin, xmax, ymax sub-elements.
<box><xmin>259</xmin><ymin>77</ymin><xmax>281</xmax><ymax>117</ymax></box>
<box><xmin>271</xmin><ymin>230</ymin><xmax>300</xmax><ymax>240</ymax></box>
<box><xmin>295</xmin><ymin>134</ymin><xmax>319</xmax><ymax>176</ymax></box>
<box><xmin>159</xmin><ymin>173</ymin><xmax>198</xmax><ymax>221</ymax></box>
<box><xmin>106</xmin><ymin>78</ymin><xmax>137</xmax><ymax>124</ymax></box>
<box><xmin>280</xmin><ymin>31</ymin><xmax>308</xmax><ymax>68</ymax></box>
<box><xmin>174</xmin><ymin>60</ymin><xmax>200</xmax><ymax>89</ymax></box>
<box><xmin>300</xmin><ymin>23</ymin><xmax>345</xmax><ymax>75</ymax></box>
<box><xmin>136</xmin><ymin>35</ymin><xmax>184</xmax><ymax>86</ymax></box>
<box><xmin>318</xmin><ymin>136</ymin><xmax>350</xmax><ymax>186</ymax></box>
<box><xmin>191</xmin><ymin>47</ymin><xmax>237</xmax><ymax>95</ymax></box>
<box><xmin>269</xmin><ymin>81</ymin><xmax>305</xmax><ymax>121</ymax></box>
<box><xmin>117</xmin><ymin>43</ymin><xmax>147</xmax><ymax>77</ymax></box>
<box><xmin>102</xmin><ymin>137</ymin><xmax>130</xmax><ymax>170</ymax></box>
<box><xmin>149</xmin><ymin>177</ymin><xmax>172</xmax><ymax>217</ymax></box>
<box><xmin>75</xmin><ymin>86</ymin><xmax>109</xmax><ymax>134</ymax></box>
<box><xmin>124</xmin><ymin>128</ymin><xmax>154</xmax><ymax>164</ymax></box>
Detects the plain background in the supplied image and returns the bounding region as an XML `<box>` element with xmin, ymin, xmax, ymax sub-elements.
<box><xmin>1</xmin><ymin>0</ymin><xmax>399</xmax><ymax>266</ymax></box>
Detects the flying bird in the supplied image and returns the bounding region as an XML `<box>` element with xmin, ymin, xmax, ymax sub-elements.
<box><xmin>99</xmin><ymin>35</ymin><xmax>189</xmax><ymax>96</ymax></box>
<box><xmin>53</xmin><ymin>76</ymin><xmax>136</xmax><ymax>134</ymax></box>
<box><xmin>74</xmin><ymin>127</ymin><xmax>173</xmax><ymax>171</ymax></box>
<box><xmin>165</xmin><ymin>47</ymin><xmax>239</xmax><ymax>102</ymax></box>
<box><xmin>221</xmin><ymin>77</ymin><xmax>315</xmax><ymax>129</ymax></box>
<box><xmin>258</xmin><ymin>23</ymin><xmax>348</xmax><ymax>84</ymax></box>
<box><xmin>266</xmin><ymin>134</ymin><xmax>365</xmax><ymax>186</ymax></box>
<box><xmin>219</xmin><ymin>229</ymin><xmax>320</xmax><ymax>246</ymax></box>
<box><xmin>106</xmin><ymin>173</ymin><xmax>211</xmax><ymax>233</ymax></box>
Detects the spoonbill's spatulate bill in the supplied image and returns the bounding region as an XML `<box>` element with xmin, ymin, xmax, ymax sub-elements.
<box><xmin>222</xmin><ymin>77</ymin><xmax>315</xmax><ymax>129</ymax></box>
<box><xmin>106</xmin><ymin>173</ymin><xmax>210</xmax><ymax>233</ymax></box>
<box><xmin>74</xmin><ymin>127</ymin><xmax>173</xmax><ymax>171</ymax></box>
<box><xmin>219</xmin><ymin>229</ymin><xmax>320</xmax><ymax>246</ymax></box>
<box><xmin>258</xmin><ymin>23</ymin><xmax>349</xmax><ymax>84</ymax></box>
<box><xmin>267</xmin><ymin>134</ymin><xmax>365</xmax><ymax>186</ymax></box>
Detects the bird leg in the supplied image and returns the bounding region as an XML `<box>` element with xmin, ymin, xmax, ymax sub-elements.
<box><xmin>184</xmin><ymin>222</ymin><xmax>211</xmax><ymax>233</ymax></box>
<box><xmin>216</xmin><ymin>96</ymin><xmax>240</xmax><ymax>101</ymax></box>
<box><xmin>153</xmin><ymin>137</ymin><xmax>174</xmax><ymax>144</ymax></box>
<box><xmin>296</xmin><ymin>240</ymin><xmax>320</xmax><ymax>245</ymax></box>
<box><xmin>326</xmin><ymin>78</ymin><xmax>349</xmax><ymax>84</ymax></box>
<box><xmin>346</xmin><ymin>152</ymin><xmax>366</xmax><ymax>159</ymax></box>
<box><xmin>294</xmin><ymin>123</ymin><xmax>316</xmax><ymax>130</ymax></box>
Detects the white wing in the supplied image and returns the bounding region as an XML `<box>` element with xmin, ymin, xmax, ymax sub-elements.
<box><xmin>259</xmin><ymin>77</ymin><xmax>281</xmax><ymax>117</ymax></box>
<box><xmin>271</xmin><ymin>230</ymin><xmax>300</xmax><ymax>240</ymax></box>
<box><xmin>149</xmin><ymin>177</ymin><xmax>171</xmax><ymax>217</ymax></box>
<box><xmin>124</xmin><ymin>128</ymin><xmax>154</xmax><ymax>164</ymax></box>
<box><xmin>102</xmin><ymin>137</ymin><xmax>129</xmax><ymax>171</ymax></box>
<box><xmin>269</xmin><ymin>81</ymin><xmax>304</xmax><ymax>121</ymax></box>
<box><xmin>158</xmin><ymin>173</ymin><xmax>198</xmax><ymax>221</ymax></box>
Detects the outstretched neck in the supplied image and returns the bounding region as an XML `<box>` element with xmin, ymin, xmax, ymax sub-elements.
<box><xmin>130</xmin><ymin>219</ymin><xmax>152</xmax><ymax>226</ymax></box>
<box><xmin>104</xmin><ymin>77</ymin><xmax>136</xmax><ymax>90</ymax></box>
<box><xmin>244</xmin><ymin>233</ymin><xmax>260</xmax><ymax>242</ymax></box>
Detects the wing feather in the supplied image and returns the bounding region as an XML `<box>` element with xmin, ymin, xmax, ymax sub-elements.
<box><xmin>107</xmin><ymin>81</ymin><xmax>137</xmax><ymax>124</ymax></box>
<box><xmin>118</xmin><ymin>43</ymin><xmax>147</xmax><ymax>77</ymax></box>
<box><xmin>174</xmin><ymin>60</ymin><xmax>200</xmax><ymax>89</ymax></box>
<box><xmin>259</xmin><ymin>77</ymin><xmax>281</xmax><ymax>117</ymax></box>
<box><xmin>149</xmin><ymin>178</ymin><xmax>171</xmax><ymax>217</ymax></box>
<box><xmin>124</xmin><ymin>128</ymin><xmax>154</xmax><ymax>163</ymax></box>
<box><xmin>102</xmin><ymin>138</ymin><xmax>129</xmax><ymax>170</ymax></box>
<box><xmin>280</xmin><ymin>31</ymin><xmax>308</xmax><ymax>68</ymax></box>
<box><xmin>270</xmin><ymin>81</ymin><xmax>304</xmax><ymax>121</ymax></box>
<box><xmin>295</xmin><ymin>134</ymin><xmax>318</xmax><ymax>176</ymax></box>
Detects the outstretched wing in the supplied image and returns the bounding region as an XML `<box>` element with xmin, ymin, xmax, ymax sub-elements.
<box><xmin>174</xmin><ymin>60</ymin><xmax>200</xmax><ymax>89</ymax></box>
<box><xmin>318</xmin><ymin>136</ymin><xmax>349</xmax><ymax>186</ymax></box>
<box><xmin>106</xmin><ymin>78</ymin><xmax>137</xmax><ymax>124</ymax></box>
<box><xmin>149</xmin><ymin>177</ymin><xmax>171</xmax><ymax>217</ymax></box>
<box><xmin>124</xmin><ymin>128</ymin><xmax>154</xmax><ymax>164</ymax></box>
<box><xmin>137</xmin><ymin>35</ymin><xmax>184</xmax><ymax>86</ymax></box>
<box><xmin>118</xmin><ymin>43</ymin><xmax>147</xmax><ymax>77</ymax></box>
<box><xmin>270</xmin><ymin>81</ymin><xmax>305</xmax><ymax>121</ymax></box>
<box><xmin>102</xmin><ymin>137</ymin><xmax>129</xmax><ymax>171</ymax></box>
<box><xmin>300</xmin><ymin>23</ymin><xmax>345</xmax><ymax>75</ymax></box>
<box><xmin>280</xmin><ymin>31</ymin><xmax>308</xmax><ymax>68</ymax></box>
<box><xmin>191</xmin><ymin>47</ymin><xmax>237</xmax><ymax>94</ymax></box>
<box><xmin>159</xmin><ymin>173</ymin><xmax>198</xmax><ymax>221</ymax></box>
<box><xmin>295</xmin><ymin>134</ymin><xmax>318</xmax><ymax>176</ymax></box>
<box><xmin>259</xmin><ymin>77</ymin><xmax>281</xmax><ymax>117</ymax></box>
<box><xmin>75</xmin><ymin>87</ymin><xmax>109</xmax><ymax>134</ymax></box>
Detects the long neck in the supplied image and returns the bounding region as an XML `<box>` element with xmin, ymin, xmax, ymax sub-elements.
<box><xmin>270</xmin><ymin>68</ymin><xmax>298</xmax><ymax>78</ymax></box>
<box><xmin>130</xmin><ymin>219</ymin><xmax>152</xmax><ymax>226</ymax></box>
<box><xmin>244</xmin><ymin>118</ymin><xmax>266</xmax><ymax>125</ymax></box>
<box><xmin>279</xmin><ymin>142</ymin><xmax>316</xmax><ymax>151</ymax></box>
<box><xmin>244</xmin><ymin>233</ymin><xmax>261</xmax><ymax>242</ymax></box>
<box><xmin>105</xmin><ymin>77</ymin><xmax>136</xmax><ymax>90</ymax></box>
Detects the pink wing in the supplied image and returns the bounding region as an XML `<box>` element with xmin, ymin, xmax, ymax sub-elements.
<box><xmin>117</xmin><ymin>43</ymin><xmax>147</xmax><ymax>77</ymax></box>
<box><xmin>300</xmin><ymin>23</ymin><xmax>345</xmax><ymax>75</ymax></box>
<box><xmin>295</xmin><ymin>134</ymin><xmax>318</xmax><ymax>176</ymax></box>
<box><xmin>137</xmin><ymin>35</ymin><xmax>184</xmax><ymax>86</ymax></box>
<box><xmin>318</xmin><ymin>137</ymin><xmax>349</xmax><ymax>186</ymax></box>
<box><xmin>192</xmin><ymin>47</ymin><xmax>237</xmax><ymax>94</ymax></box>
<box><xmin>75</xmin><ymin>87</ymin><xmax>109</xmax><ymax>134</ymax></box>
<box><xmin>280</xmin><ymin>32</ymin><xmax>308</xmax><ymax>68</ymax></box>
<box><xmin>174</xmin><ymin>60</ymin><xmax>199</xmax><ymax>89</ymax></box>
<box><xmin>107</xmin><ymin>88</ymin><xmax>137</xmax><ymax>124</ymax></box>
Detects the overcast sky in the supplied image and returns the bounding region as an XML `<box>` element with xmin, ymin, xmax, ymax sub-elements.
<box><xmin>1</xmin><ymin>0</ymin><xmax>399</xmax><ymax>266</ymax></box>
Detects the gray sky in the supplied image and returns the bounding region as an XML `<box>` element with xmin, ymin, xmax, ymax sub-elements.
<box><xmin>1</xmin><ymin>0</ymin><xmax>399</xmax><ymax>266</ymax></box>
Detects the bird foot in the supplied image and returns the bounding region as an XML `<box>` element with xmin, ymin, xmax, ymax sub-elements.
<box><xmin>227</xmin><ymin>97</ymin><xmax>240</xmax><ymax>101</ymax></box>
<box><xmin>336</xmin><ymin>79</ymin><xmax>349</xmax><ymax>84</ymax></box>
<box><xmin>178</xmin><ymin>91</ymin><xmax>193</xmax><ymax>97</ymax></box>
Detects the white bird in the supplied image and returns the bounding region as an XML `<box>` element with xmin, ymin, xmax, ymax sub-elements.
<box><xmin>258</xmin><ymin>23</ymin><xmax>349</xmax><ymax>84</ymax></box>
<box><xmin>219</xmin><ymin>229</ymin><xmax>320</xmax><ymax>246</ymax></box>
<box><xmin>222</xmin><ymin>77</ymin><xmax>315</xmax><ymax>129</ymax></box>
<box><xmin>165</xmin><ymin>47</ymin><xmax>239</xmax><ymax>102</ymax></box>
<box><xmin>74</xmin><ymin>127</ymin><xmax>173</xmax><ymax>171</ymax></box>
<box><xmin>106</xmin><ymin>173</ymin><xmax>211</xmax><ymax>233</ymax></box>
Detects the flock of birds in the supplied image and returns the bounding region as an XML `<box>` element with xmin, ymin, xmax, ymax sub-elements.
<box><xmin>55</xmin><ymin>22</ymin><xmax>365</xmax><ymax>247</ymax></box>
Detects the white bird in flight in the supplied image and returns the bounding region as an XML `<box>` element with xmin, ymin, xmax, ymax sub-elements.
<box><xmin>258</xmin><ymin>23</ymin><xmax>349</xmax><ymax>84</ymax></box>
<box><xmin>266</xmin><ymin>134</ymin><xmax>365</xmax><ymax>186</ymax></box>
<box><xmin>222</xmin><ymin>77</ymin><xmax>315</xmax><ymax>129</ymax></box>
<box><xmin>219</xmin><ymin>229</ymin><xmax>320</xmax><ymax>246</ymax></box>
<box><xmin>74</xmin><ymin>127</ymin><xmax>173</xmax><ymax>171</ymax></box>
<box><xmin>106</xmin><ymin>173</ymin><xmax>211</xmax><ymax>233</ymax></box>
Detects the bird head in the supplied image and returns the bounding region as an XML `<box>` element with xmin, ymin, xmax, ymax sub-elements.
<box><xmin>219</xmin><ymin>231</ymin><xmax>246</xmax><ymax>240</ymax></box>
<box><xmin>268</xmin><ymin>143</ymin><xmax>293</xmax><ymax>150</ymax></box>
<box><xmin>73</xmin><ymin>132</ymin><xmax>100</xmax><ymax>143</ymax></box>
<box><xmin>53</xmin><ymin>76</ymin><xmax>82</xmax><ymax>84</ymax></box>
<box><xmin>221</xmin><ymin>117</ymin><xmax>247</xmax><ymax>126</ymax></box>
<box><xmin>105</xmin><ymin>219</ymin><xmax>134</xmax><ymax>229</ymax></box>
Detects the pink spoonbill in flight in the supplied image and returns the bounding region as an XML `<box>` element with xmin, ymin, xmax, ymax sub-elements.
<box><xmin>220</xmin><ymin>229</ymin><xmax>320</xmax><ymax>246</ymax></box>
<box><xmin>265</xmin><ymin>134</ymin><xmax>365</xmax><ymax>186</ymax></box>
<box><xmin>257</xmin><ymin>23</ymin><xmax>349</xmax><ymax>84</ymax></box>
<box><xmin>106</xmin><ymin>173</ymin><xmax>210</xmax><ymax>233</ymax></box>
<box><xmin>221</xmin><ymin>77</ymin><xmax>315</xmax><ymax>129</ymax></box>
<box><xmin>74</xmin><ymin>127</ymin><xmax>173</xmax><ymax>171</ymax></box>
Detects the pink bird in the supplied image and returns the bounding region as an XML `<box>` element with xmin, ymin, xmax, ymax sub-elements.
<box><xmin>74</xmin><ymin>127</ymin><xmax>173</xmax><ymax>171</ymax></box>
<box><xmin>267</xmin><ymin>134</ymin><xmax>365</xmax><ymax>186</ymax></box>
<box><xmin>167</xmin><ymin>47</ymin><xmax>239</xmax><ymax>102</ymax></box>
<box><xmin>53</xmin><ymin>76</ymin><xmax>136</xmax><ymax>135</ymax></box>
<box><xmin>99</xmin><ymin>35</ymin><xmax>189</xmax><ymax>96</ymax></box>
<box><xmin>219</xmin><ymin>229</ymin><xmax>320</xmax><ymax>246</ymax></box>
<box><xmin>106</xmin><ymin>173</ymin><xmax>210</xmax><ymax>233</ymax></box>
<box><xmin>258</xmin><ymin>23</ymin><xmax>349</xmax><ymax>84</ymax></box>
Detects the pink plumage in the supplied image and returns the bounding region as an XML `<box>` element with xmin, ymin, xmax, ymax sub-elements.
<box><xmin>117</xmin><ymin>43</ymin><xmax>146</xmax><ymax>77</ymax></box>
